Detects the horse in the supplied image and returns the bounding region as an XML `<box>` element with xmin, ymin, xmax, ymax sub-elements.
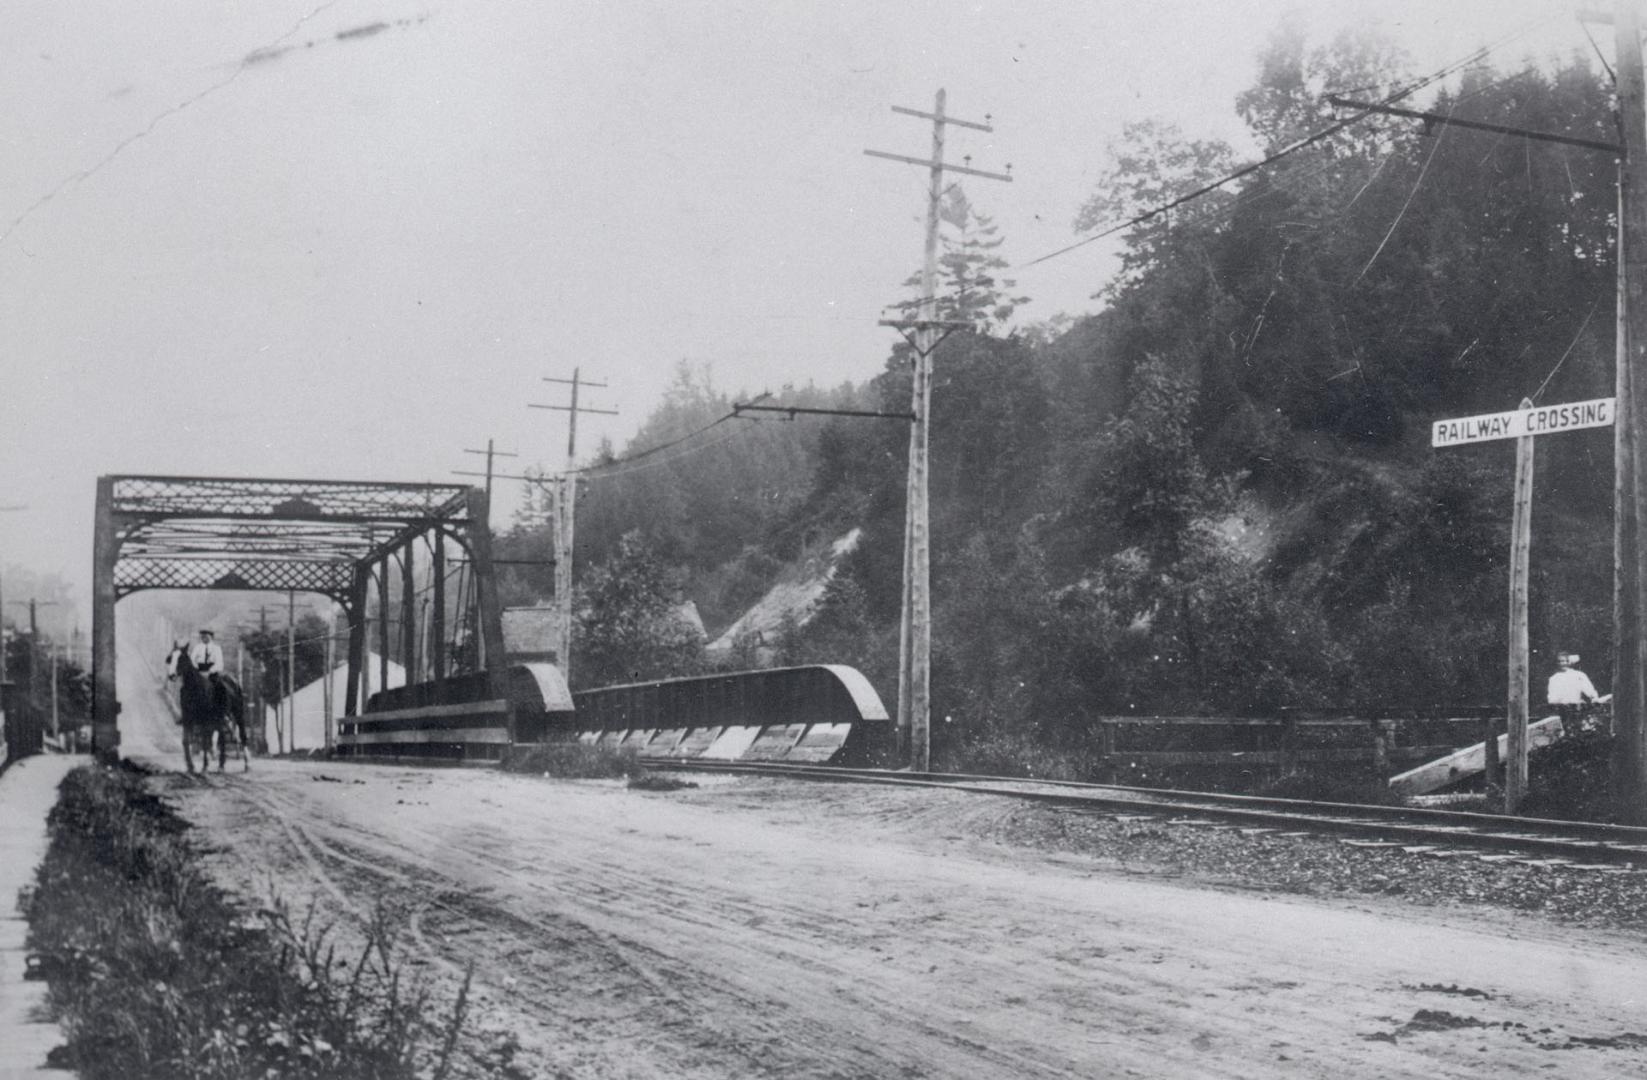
<box><xmin>166</xmin><ymin>642</ymin><xmax>250</xmax><ymax>773</ymax></box>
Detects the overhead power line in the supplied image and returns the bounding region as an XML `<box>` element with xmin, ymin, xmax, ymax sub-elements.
<box><xmin>575</xmin><ymin>393</ymin><xmax>774</xmax><ymax>478</ymax></box>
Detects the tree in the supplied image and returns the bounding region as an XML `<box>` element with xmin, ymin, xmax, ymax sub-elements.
<box><xmin>887</xmin><ymin>189</ymin><xmax>1029</xmax><ymax>332</ymax></box>
<box><xmin>573</xmin><ymin>531</ymin><xmax>704</xmax><ymax>689</ymax></box>
<box><xmin>241</xmin><ymin>613</ymin><xmax>333</xmax><ymax>706</ymax></box>
<box><xmin>1073</xmin><ymin>118</ymin><xmax>1239</xmax><ymax>292</ymax></box>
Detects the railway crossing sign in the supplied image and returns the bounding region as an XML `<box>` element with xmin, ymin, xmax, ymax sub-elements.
<box><xmin>1431</xmin><ymin>397</ymin><xmax>1615</xmax><ymax>447</ymax></box>
<box><xmin>1432</xmin><ymin>396</ymin><xmax>1615</xmax><ymax>814</ymax></box>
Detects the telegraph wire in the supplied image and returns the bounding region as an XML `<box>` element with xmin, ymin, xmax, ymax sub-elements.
<box><xmin>1530</xmin><ymin>293</ymin><xmax>1606</xmax><ymax>405</ymax></box>
<box><xmin>1347</xmin><ymin>96</ymin><xmax>1457</xmax><ymax>288</ymax></box>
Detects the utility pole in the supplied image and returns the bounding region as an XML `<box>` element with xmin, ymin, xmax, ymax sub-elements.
<box><xmin>532</xmin><ymin>369</ymin><xmax>617</xmax><ymax>683</ymax></box>
<box><xmin>49</xmin><ymin>640</ymin><xmax>59</xmax><ymax>738</ymax></box>
<box><xmin>460</xmin><ymin>438</ymin><xmax>518</xmax><ymax>668</ymax></box>
<box><xmin>1616</xmin><ymin>0</ymin><xmax>1647</xmax><ymax>824</ymax></box>
<box><xmin>867</xmin><ymin>89</ymin><xmax>1010</xmax><ymax>770</ymax></box>
<box><xmin>1507</xmin><ymin>398</ymin><xmax>1535</xmax><ymax>810</ymax></box>
<box><xmin>462</xmin><ymin>439</ymin><xmax>519</xmax><ymax>517</ymax></box>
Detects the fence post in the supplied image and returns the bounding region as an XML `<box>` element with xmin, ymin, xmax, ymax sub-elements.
<box><xmin>1371</xmin><ymin>718</ymin><xmax>1389</xmax><ymax>776</ymax></box>
<box><xmin>1482</xmin><ymin>712</ymin><xmax>1502</xmax><ymax>789</ymax></box>
<box><xmin>1099</xmin><ymin>720</ymin><xmax>1117</xmax><ymax>783</ymax></box>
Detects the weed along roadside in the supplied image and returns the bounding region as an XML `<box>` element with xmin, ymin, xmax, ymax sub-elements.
<box><xmin>21</xmin><ymin>763</ymin><xmax>474</xmax><ymax>1080</ymax></box>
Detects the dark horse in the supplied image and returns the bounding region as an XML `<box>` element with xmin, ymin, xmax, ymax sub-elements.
<box><xmin>166</xmin><ymin>643</ymin><xmax>250</xmax><ymax>773</ymax></box>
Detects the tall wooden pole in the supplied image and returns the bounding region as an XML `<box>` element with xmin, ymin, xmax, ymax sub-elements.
<box><xmin>869</xmin><ymin>92</ymin><xmax>1008</xmax><ymax>770</ymax></box>
<box><xmin>49</xmin><ymin>641</ymin><xmax>58</xmax><ymax>738</ymax></box>
<box><xmin>1507</xmin><ymin>398</ymin><xmax>1535</xmax><ymax>811</ymax></box>
<box><xmin>532</xmin><ymin>368</ymin><xmax>614</xmax><ymax>682</ymax></box>
<box><xmin>1615</xmin><ymin>0</ymin><xmax>1647</xmax><ymax>824</ymax></box>
<box><xmin>561</xmin><ymin>369</ymin><xmax>580</xmax><ymax>683</ymax></box>
<box><xmin>906</xmin><ymin>90</ymin><xmax>946</xmax><ymax>771</ymax></box>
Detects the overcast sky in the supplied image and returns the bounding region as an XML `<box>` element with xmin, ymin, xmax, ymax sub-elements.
<box><xmin>0</xmin><ymin>1</ymin><xmax>1596</xmax><ymax>623</ymax></box>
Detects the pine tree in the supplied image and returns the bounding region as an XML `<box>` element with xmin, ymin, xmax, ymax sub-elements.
<box><xmin>888</xmin><ymin>188</ymin><xmax>1029</xmax><ymax>333</ymax></box>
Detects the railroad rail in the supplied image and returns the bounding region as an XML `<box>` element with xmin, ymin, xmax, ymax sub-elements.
<box><xmin>645</xmin><ymin>759</ymin><xmax>1647</xmax><ymax>870</ymax></box>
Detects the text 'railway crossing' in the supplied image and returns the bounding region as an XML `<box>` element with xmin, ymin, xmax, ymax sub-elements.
<box><xmin>1431</xmin><ymin>397</ymin><xmax>1615</xmax><ymax>448</ymax></box>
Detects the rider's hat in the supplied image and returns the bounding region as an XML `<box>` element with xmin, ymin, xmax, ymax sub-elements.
<box><xmin>198</xmin><ymin>628</ymin><xmax>215</xmax><ymax>637</ymax></box>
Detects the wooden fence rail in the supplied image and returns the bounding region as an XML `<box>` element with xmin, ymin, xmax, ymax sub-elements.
<box><xmin>1084</xmin><ymin>712</ymin><xmax>1511</xmax><ymax>781</ymax></box>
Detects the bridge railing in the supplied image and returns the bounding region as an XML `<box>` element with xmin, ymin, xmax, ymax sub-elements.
<box><xmin>335</xmin><ymin>663</ymin><xmax>573</xmax><ymax>763</ymax></box>
<box><xmin>568</xmin><ymin>665</ymin><xmax>891</xmax><ymax>766</ymax></box>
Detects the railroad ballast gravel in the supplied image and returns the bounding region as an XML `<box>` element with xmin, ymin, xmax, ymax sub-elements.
<box><xmin>709</xmin><ymin>780</ymin><xmax>1647</xmax><ymax>933</ymax></box>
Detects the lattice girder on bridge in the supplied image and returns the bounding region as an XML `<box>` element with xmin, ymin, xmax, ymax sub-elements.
<box><xmin>114</xmin><ymin>557</ymin><xmax>357</xmax><ymax>600</ymax></box>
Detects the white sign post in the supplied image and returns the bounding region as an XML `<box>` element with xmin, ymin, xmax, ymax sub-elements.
<box><xmin>1432</xmin><ymin>396</ymin><xmax>1616</xmax><ymax>812</ymax></box>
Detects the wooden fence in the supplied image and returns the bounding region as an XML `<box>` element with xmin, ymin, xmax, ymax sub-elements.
<box><xmin>1087</xmin><ymin>709</ymin><xmax>1507</xmax><ymax>782</ymax></box>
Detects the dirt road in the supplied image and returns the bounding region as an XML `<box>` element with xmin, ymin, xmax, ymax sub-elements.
<box><xmin>120</xmin><ymin>664</ymin><xmax>1646</xmax><ymax>1077</ymax></box>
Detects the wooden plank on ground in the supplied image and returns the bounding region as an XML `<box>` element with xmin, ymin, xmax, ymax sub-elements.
<box><xmin>1387</xmin><ymin>715</ymin><xmax>1565</xmax><ymax>795</ymax></box>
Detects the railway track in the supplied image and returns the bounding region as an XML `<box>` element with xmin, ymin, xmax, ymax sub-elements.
<box><xmin>646</xmin><ymin>759</ymin><xmax>1647</xmax><ymax>871</ymax></box>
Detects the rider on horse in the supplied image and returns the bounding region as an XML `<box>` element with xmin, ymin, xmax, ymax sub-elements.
<box><xmin>190</xmin><ymin>628</ymin><xmax>226</xmax><ymax>693</ymax></box>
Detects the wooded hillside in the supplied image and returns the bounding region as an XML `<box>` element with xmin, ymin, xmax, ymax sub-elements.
<box><xmin>499</xmin><ymin>22</ymin><xmax>1619</xmax><ymax>746</ymax></box>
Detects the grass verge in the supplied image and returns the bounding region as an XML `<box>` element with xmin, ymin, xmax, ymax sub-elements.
<box><xmin>22</xmin><ymin>763</ymin><xmax>470</xmax><ymax>1080</ymax></box>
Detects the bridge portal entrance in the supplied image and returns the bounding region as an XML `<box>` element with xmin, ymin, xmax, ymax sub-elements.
<box><xmin>90</xmin><ymin>475</ymin><xmax>506</xmax><ymax>759</ymax></box>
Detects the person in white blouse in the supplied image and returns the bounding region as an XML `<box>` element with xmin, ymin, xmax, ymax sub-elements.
<box><xmin>1547</xmin><ymin>652</ymin><xmax>1606</xmax><ymax>732</ymax></box>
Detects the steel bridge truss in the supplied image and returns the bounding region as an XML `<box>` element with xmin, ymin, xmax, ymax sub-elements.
<box><xmin>91</xmin><ymin>475</ymin><xmax>509</xmax><ymax>759</ymax></box>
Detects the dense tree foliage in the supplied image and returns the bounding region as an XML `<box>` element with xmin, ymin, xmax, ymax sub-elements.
<box><xmin>240</xmin><ymin>613</ymin><xmax>333</xmax><ymax>705</ymax></box>
<box><xmin>505</xmin><ymin>20</ymin><xmax>1620</xmax><ymax>749</ymax></box>
<box><xmin>572</xmin><ymin>531</ymin><xmax>704</xmax><ymax>689</ymax></box>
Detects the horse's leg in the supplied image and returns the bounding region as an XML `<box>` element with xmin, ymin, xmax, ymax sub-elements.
<box><xmin>183</xmin><ymin>727</ymin><xmax>196</xmax><ymax>775</ymax></box>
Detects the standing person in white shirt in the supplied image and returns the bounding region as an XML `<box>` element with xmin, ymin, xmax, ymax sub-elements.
<box><xmin>1547</xmin><ymin>652</ymin><xmax>1603</xmax><ymax>732</ymax></box>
